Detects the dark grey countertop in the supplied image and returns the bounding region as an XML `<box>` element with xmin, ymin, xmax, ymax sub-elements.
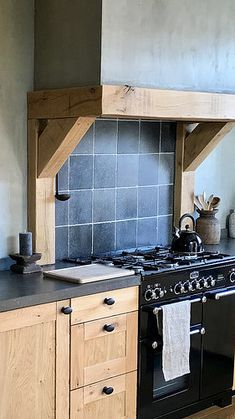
<box><xmin>204</xmin><ymin>237</ymin><xmax>235</xmax><ymax>254</ymax></box>
<box><xmin>0</xmin><ymin>262</ymin><xmax>141</xmax><ymax>313</ymax></box>
<box><xmin>0</xmin><ymin>238</ymin><xmax>235</xmax><ymax>313</ymax></box>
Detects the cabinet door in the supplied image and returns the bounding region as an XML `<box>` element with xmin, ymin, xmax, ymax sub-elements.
<box><xmin>0</xmin><ymin>300</ymin><xmax>69</xmax><ymax>419</ymax></box>
<box><xmin>70</xmin><ymin>371</ymin><xmax>137</xmax><ymax>419</ymax></box>
<box><xmin>71</xmin><ymin>312</ymin><xmax>138</xmax><ymax>389</ymax></box>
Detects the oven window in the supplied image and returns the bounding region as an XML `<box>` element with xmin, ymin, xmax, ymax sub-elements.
<box><xmin>153</xmin><ymin>351</ymin><xmax>189</xmax><ymax>399</ymax></box>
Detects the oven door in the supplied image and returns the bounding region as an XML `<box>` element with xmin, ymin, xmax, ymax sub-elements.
<box><xmin>138</xmin><ymin>299</ymin><xmax>202</xmax><ymax>419</ymax></box>
<box><xmin>201</xmin><ymin>287</ymin><xmax>235</xmax><ymax>399</ymax></box>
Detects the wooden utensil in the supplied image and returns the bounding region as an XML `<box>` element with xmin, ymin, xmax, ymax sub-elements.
<box><xmin>207</xmin><ymin>194</ymin><xmax>214</xmax><ymax>210</ymax></box>
<box><xmin>210</xmin><ymin>196</ymin><xmax>220</xmax><ymax>209</ymax></box>
<box><xmin>198</xmin><ymin>193</ymin><xmax>207</xmax><ymax>210</ymax></box>
<box><xmin>194</xmin><ymin>196</ymin><xmax>203</xmax><ymax>211</ymax></box>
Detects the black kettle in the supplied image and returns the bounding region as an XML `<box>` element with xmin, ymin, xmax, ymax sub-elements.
<box><xmin>171</xmin><ymin>213</ymin><xmax>204</xmax><ymax>254</ymax></box>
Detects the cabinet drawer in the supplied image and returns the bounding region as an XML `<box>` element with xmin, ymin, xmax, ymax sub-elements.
<box><xmin>70</xmin><ymin>371</ymin><xmax>137</xmax><ymax>419</ymax></box>
<box><xmin>71</xmin><ymin>286</ymin><xmax>138</xmax><ymax>324</ymax></box>
<box><xmin>71</xmin><ymin>311</ymin><xmax>138</xmax><ymax>390</ymax></box>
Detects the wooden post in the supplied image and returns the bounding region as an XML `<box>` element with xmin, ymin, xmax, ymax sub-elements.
<box><xmin>174</xmin><ymin>123</ymin><xmax>195</xmax><ymax>226</ymax></box>
<box><xmin>28</xmin><ymin>119</ymin><xmax>55</xmax><ymax>265</ymax></box>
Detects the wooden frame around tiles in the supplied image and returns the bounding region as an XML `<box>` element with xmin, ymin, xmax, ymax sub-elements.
<box><xmin>27</xmin><ymin>85</ymin><xmax>235</xmax><ymax>264</ymax></box>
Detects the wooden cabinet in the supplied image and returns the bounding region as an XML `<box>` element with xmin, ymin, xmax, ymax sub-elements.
<box><xmin>70</xmin><ymin>371</ymin><xmax>137</xmax><ymax>419</ymax></box>
<box><xmin>70</xmin><ymin>286</ymin><xmax>138</xmax><ymax>419</ymax></box>
<box><xmin>0</xmin><ymin>300</ymin><xmax>70</xmax><ymax>419</ymax></box>
<box><xmin>71</xmin><ymin>311</ymin><xmax>138</xmax><ymax>389</ymax></box>
<box><xmin>0</xmin><ymin>286</ymin><xmax>138</xmax><ymax>419</ymax></box>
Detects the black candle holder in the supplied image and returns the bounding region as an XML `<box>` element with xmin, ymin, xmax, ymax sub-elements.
<box><xmin>9</xmin><ymin>253</ymin><xmax>42</xmax><ymax>274</ymax></box>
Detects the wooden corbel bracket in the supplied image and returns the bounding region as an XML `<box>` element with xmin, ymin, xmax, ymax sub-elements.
<box><xmin>174</xmin><ymin>121</ymin><xmax>235</xmax><ymax>224</ymax></box>
<box><xmin>28</xmin><ymin>116</ymin><xmax>95</xmax><ymax>264</ymax></box>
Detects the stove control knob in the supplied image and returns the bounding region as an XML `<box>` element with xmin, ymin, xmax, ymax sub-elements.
<box><xmin>183</xmin><ymin>281</ymin><xmax>193</xmax><ymax>292</ymax></box>
<box><xmin>144</xmin><ymin>289</ymin><xmax>154</xmax><ymax>301</ymax></box>
<box><xmin>153</xmin><ymin>288</ymin><xmax>165</xmax><ymax>299</ymax></box>
<box><xmin>206</xmin><ymin>275</ymin><xmax>216</xmax><ymax>287</ymax></box>
<box><xmin>191</xmin><ymin>280</ymin><xmax>200</xmax><ymax>290</ymax></box>
<box><xmin>174</xmin><ymin>283</ymin><xmax>184</xmax><ymax>295</ymax></box>
<box><xmin>199</xmin><ymin>278</ymin><xmax>206</xmax><ymax>289</ymax></box>
<box><xmin>229</xmin><ymin>270</ymin><xmax>235</xmax><ymax>283</ymax></box>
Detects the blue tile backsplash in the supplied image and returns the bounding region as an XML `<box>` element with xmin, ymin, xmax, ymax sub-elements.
<box><xmin>55</xmin><ymin>119</ymin><xmax>176</xmax><ymax>260</ymax></box>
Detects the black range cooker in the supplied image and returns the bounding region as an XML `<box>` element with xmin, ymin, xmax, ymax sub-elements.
<box><xmin>65</xmin><ymin>248</ymin><xmax>235</xmax><ymax>419</ymax></box>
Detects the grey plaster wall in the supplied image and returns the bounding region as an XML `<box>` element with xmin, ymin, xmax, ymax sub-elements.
<box><xmin>34</xmin><ymin>0</ymin><xmax>102</xmax><ymax>89</ymax></box>
<box><xmin>0</xmin><ymin>0</ymin><xmax>34</xmax><ymax>259</ymax></box>
<box><xmin>101</xmin><ymin>0</ymin><xmax>235</xmax><ymax>92</ymax></box>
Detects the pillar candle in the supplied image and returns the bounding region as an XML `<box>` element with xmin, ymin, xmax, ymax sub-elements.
<box><xmin>19</xmin><ymin>232</ymin><xmax>33</xmax><ymax>256</ymax></box>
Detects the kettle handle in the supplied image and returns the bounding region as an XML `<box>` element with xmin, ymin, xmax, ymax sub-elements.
<box><xmin>179</xmin><ymin>213</ymin><xmax>195</xmax><ymax>230</ymax></box>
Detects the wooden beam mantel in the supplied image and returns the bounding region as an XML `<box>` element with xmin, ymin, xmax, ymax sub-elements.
<box><xmin>28</xmin><ymin>84</ymin><xmax>235</xmax><ymax>264</ymax></box>
<box><xmin>28</xmin><ymin>85</ymin><xmax>235</xmax><ymax>122</ymax></box>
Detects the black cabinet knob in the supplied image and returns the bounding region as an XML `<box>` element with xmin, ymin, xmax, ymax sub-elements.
<box><xmin>104</xmin><ymin>297</ymin><xmax>115</xmax><ymax>306</ymax></box>
<box><xmin>103</xmin><ymin>386</ymin><xmax>114</xmax><ymax>395</ymax></box>
<box><xmin>103</xmin><ymin>324</ymin><xmax>115</xmax><ymax>333</ymax></box>
<box><xmin>61</xmin><ymin>306</ymin><xmax>73</xmax><ymax>315</ymax></box>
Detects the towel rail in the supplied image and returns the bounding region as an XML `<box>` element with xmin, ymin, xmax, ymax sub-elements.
<box><xmin>152</xmin><ymin>296</ymin><xmax>207</xmax><ymax>315</ymax></box>
<box><xmin>151</xmin><ymin>327</ymin><xmax>206</xmax><ymax>349</ymax></box>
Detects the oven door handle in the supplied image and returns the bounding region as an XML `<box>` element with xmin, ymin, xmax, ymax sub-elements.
<box><xmin>207</xmin><ymin>288</ymin><xmax>235</xmax><ymax>301</ymax></box>
<box><xmin>144</xmin><ymin>296</ymin><xmax>207</xmax><ymax>315</ymax></box>
<box><xmin>152</xmin><ymin>327</ymin><xmax>206</xmax><ymax>349</ymax></box>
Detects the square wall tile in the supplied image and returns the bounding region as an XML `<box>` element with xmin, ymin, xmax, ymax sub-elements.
<box><xmin>137</xmin><ymin>218</ymin><xmax>158</xmax><ymax>246</ymax></box>
<box><xmin>138</xmin><ymin>186</ymin><xmax>158</xmax><ymax>218</ymax></box>
<box><xmin>93</xmin><ymin>189</ymin><xmax>115</xmax><ymax>222</ymax></box>
<box><xmin>161</xmin><ymin>122</ymin><xmax>176</xmax><ymax>152</ymax></box>
<box><xmin>69</xmin><ymin>155</ymin><xmax>93</xmax><ymax>190</ymax></box>
<box><xmin>55</xmin><ymin>199</ymin><xmax>68</xmax><ymax>226</ymax></box>
<box><xmin>55</xmin><ymin>227</ymin><xmax>68</xmax><ymax>260</ymax></box>
<box><xmin>116</xmin><ymin>220</ymin><xmax>137</xmax><ymax>250</ymax></box>
<box><xmin>140</xmin><ymin>121</ymin><xmax>160</xmax><ymax>153</ymax></box>
<box><xmin>139</xmin><ymin>154</ymin><xmax>159</xmax><ymax>186</ymax></box>
<box><xmin>94</xmin><ymin>119</ymin><xmax>117</xmax><ymax>154</ymax></box>
<box><xmin>58</xmin><ymin>160</ymin><xmax>69</xmax><ymax>191</ymax></box>
<box><xmin>158</xmin><ymin>185</ymin><xmax>173</xmax><ymax>216</ymax></box>
<box><xmin>158</xmin><ymin>154</ymin><xmax>175</xmax><ymax>185</ymax></box>
<box><xmin>69</xmin><ymin>225</ymin><xmax>92</xmax><ymax>257</ymax></box>
<box><xmin>117</xmin><ymin>154</ymin><xmax>139</xmax><ymax>187</ymax></box>
<box><xmin>94</xmin><ymin>155</ymin><xmax>116</xmax><ymax>188</ymax></box>
<box><xmin>69</xmin><ymin>190</ymin><xmax>92</xmax><ymax>225</ymax></box>
<box><xmin>117</xmin><ymin>121</ymin><xmax>139</xmax><ymax>154</ymax></box>
<box><xmin>93</xmin><ymin>223</ymin><xmax>115</xmax><ymax>254</ymax></box>
<box><xmin>158</xmin><ymin>216</ymin><xmax>173</xmax><ymax>246</ymax></box>
<box><xmin>116</xmin><ymin>188</ymin><xmax>137</xmax><ymax>220</ymax></box>
<box><xmin>72</xmin><ymin>125</ymin><xmax>94</xmax><ymax>154</ymax></box>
